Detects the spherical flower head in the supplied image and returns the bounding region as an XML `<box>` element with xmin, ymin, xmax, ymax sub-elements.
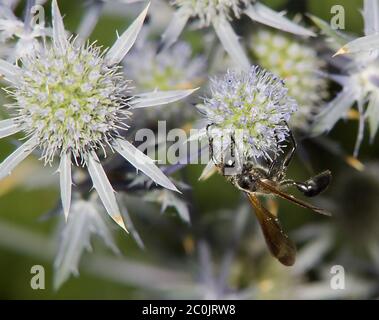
<box><xmin>126</xmin><ymin>41</ymin><xmax>204</xmax><ymax>91</ymax></box>
<box><xmin>0</xmin><ymin>1</ymin><xmax>196</xmax><ymax>233</ymax></box>
<box><xmin>125</xmin><ymin>40</ymin><xmax>205</xmax><ymax>122</ymax></box>
<box><xmin>201</xmin><ymin>66</ymin><xmax>297</xmax><ymax>161</ymax></box>
<box><xmin>172</xmin><ymin>0</ymin><xmax>248</xmax><ymax>27</ymax></box>
<box><xmin>7</xmin><ymin>39</ymin><xmax>130</xmax><ymax>164</ymax></box>
<box><xmin>251</xmin><ymin>29</ymin><xmax>328</xmax><ymax>128</ymax></box>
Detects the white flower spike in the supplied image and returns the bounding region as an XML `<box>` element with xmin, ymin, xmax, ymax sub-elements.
<box><xmin>334</xmin><ymin>33</ymin><xmax>379</xmax><ymax>56</ymax></box>
<box><xmin>52</xmin><ymin>0</ymin><xmax>68</xmax><ymax>50</ymax></box>
<box><xmin>131</xmin><ymin>89</ymin><xmax>198</xmax><ymax>109</ymax></box>
<box><xmin>0</xmin><ymin>136</ymin><xmax>38</xmax><ymax>180</ymax></box>
<box><xmin>0</xmin><ymin>118</ymin><xmax>21</xmax><ymax>139</ymax></box>
<box><xmin>59</xmin><ymin>151</ymin><xmax>72</xmax><ymax>222</ymax></box>
<box><xmin>113</xmin><ymin>139</ymin><xmax>179</xmax><ymax>193</ymax></box>
<box><xmin>0</xmin><ymin>1</ymin><xmax>196</xmax><ymax>232</ymax></box>
<box><xmin>105</xmin><ymin>2</ymin><xmax>150</xmax><ymax>66</ymax></box>
<box><xmin>244</xmin><ymin>2</ymin><xmax>315</xmax><ymax>37</ymax></box>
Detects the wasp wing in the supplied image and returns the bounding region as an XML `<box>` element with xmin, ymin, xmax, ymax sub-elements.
<box><xmin>247</xmin><ymin>193</ymin><xmax>296</xmax><ymax>266</ymax></box>
<box><xmin>257</xmin><ymin>179</ymin><xmax>331</xmax><ymax>216</ymax></box>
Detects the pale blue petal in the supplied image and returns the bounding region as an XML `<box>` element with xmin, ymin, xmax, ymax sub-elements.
<box><xmin>312</xmin><ymin>88</ymin><xmax>356</xmax><ymax>135</ymax></box>
<box><xmin>185</xmin><ymin>128</ymin><xmax>207</xmax><ymax>143</ymax></box>
<box><xmin>118</xmin><ymin>198</ymin><xmax>145</xmax><ymax>249</ymax></box>
<box><xmin>354</xmin><ymin>99</ymin><xmax>365</xmax><ymax>157</ymax></box>
<box><xmin>212</xmin><ymin>17</ymin><xmax>250</xmax><ymax>69</ymax></box>
<box><xmin>366</xmin><ymin>92</ymin><xmax>379</xmax><ymax>142</ymax></box>
<box><xmin>245</xmin><ymin>3</ymin><xmax>315</xmax><ymax>37</ymax></box>
<box><xmin>105</xmin><ymin>3</ymin><xmax>149</xmax><ymax>66</ymax></box>
<box><xmin>114</xmin><ymin>139</ymin><xmax>179</xmax><ymax>193</ymax></box>
<box><xmin>59</xmin><ymin>151</ymin><xmax>72</xmax><ymax>222</ymax></box>
<box><xmin>327</xmin><ymin>74</ymin><xmax>350</xmax><ymax>86</ymax></box>
<box><xmin>54</xmin><ymin>199</ymin><xmax>120</xmax><ymax>289</ymax></box>
<box><xmin>158</xmin><ymin>6</ymin><xmax>189</xmax><ymax>53</ymax></box>
<box><xmin>52</xmin><ymin>0</ymin><xmax>68</xmax><ymax>50</ymax></box>
<box><xmin>0</xmin><ymin>5</ymin><xmax>17</xmax><ymax>19</ymax></box>
<box><xmin>335</xmin><ymin>34</ymin><xmax>379</xmax><ymax>55</ymax></box>
<box><xmin>0</xmin><ymin>59</ymin><xmax>20</xmax><ymax>83</ymax></box>
<box><xmin>87</xmin><ymin>152</ymin><xmax>127</xmax><ymax>232</ymax></box>
<box><xmin>145</xmin><ymin>190</ymin><xmax>190</xmax><ymax>224</ymax></box>
<box><xmin>161</xmin><ymin>191</ymin><xmax>190</xmax><ymax>223</ymax></box>
<box><xmin>0</xmin><ymin>136</ymin><xmax>38</xmax><ymax>181</ymax></box>
<box><xmin>170</xmin><ymin>196</ymin><xmax>190</xmax><ymax>223</ymax></box>
<box><xmin>76</xmin><ymin>2</ymin><xmax>104</xmax><ymax>44</ymax></box>
<box><xmin>364</xmin><ymin>0</ymin><xmax>379</xmax><ymax>35</ymax></box>
<box><xmin>131</xmin><ymin>89</ymin><xmax>197</xmax><ymax>109</ymax></box>
<box><xmin>0</xmin><ymin>118</ymin><xmax>21</xmax><ymax>139</ymax></box>
<box><xmin>199</xmin><ymin>161</ymin><xmax>217</xmax><ymax>181</ymax></box>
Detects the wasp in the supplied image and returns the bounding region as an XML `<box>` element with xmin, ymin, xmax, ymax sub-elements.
<box><xmin>207</xmin><ymin>124</ymin><xmax>331</xmax><ymax>266</ymax></box>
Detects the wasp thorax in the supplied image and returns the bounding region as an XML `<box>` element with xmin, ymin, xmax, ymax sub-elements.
<box><xmin>173</xmin><ymin>0</ymin><xmax>248</xmax><ymax>26</ymax></box>
<box><xmin>9</xmin><ymin>41</ymin><xmax>131</xmax><ymax>163</ymax></box>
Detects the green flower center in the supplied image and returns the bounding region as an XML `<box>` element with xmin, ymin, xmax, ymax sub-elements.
<box><xmin>10</xmin><ymin>42</ymin><xmax>129</xmax><ymax>163</ymax></box>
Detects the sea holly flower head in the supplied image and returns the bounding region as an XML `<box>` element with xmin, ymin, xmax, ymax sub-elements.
<box><xmin>126</xmin><ymin>39</ymin><xmax>205</xmax><ymax>91</ymax></box>
<box><xmin>172</xmin><ymin>0</ymin><xmax>249</xmax><ymax>28</ymax></box>
<box><xmin>0</xmin><ymin>0</ymin><xmax>197</xmax><ymax>231</ymax></box>
<box><xmin>311</xmin><ymin>0</ymin><xmax>379</xmax><ymax>156</ymax></box>
<box><xmin>9</xmin><ymin>39</ymin><xmax>130</xmax><ymax>164</ymax></box>
<box><xmin>251</xmin><ymin>29</ymin><xmax>328</xmax><ymax>129</ymax></box>
<box><xmin>125</xmin><ymin>37</ymin><xmax>206</xmax><ymax>122</ymax></box>
<box><xmin>199</xmin><ymin>66</ymin><xmax>297</xmax><ymax>161</ymax></box>
<box><xmin>161</xmin><ymin>0</ymin><xmax>314</xmax><ymax>69</ymax></box>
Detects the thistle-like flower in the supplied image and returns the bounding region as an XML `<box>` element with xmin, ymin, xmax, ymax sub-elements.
<box><xmin>160</xmin><ymin>0</ymin><xmax>314</xmax><ymax>69</ymax></box>
<box><xmin>250</xmin><ymin>29</ymin><xmax>328</xmax><ymax>130</ymax></box>
<box><xmin>198</xmin><ymin>66</ymin><xmax>297</xmax><ymax>162</ymax></box>
<box><xmin>172</xmin><ymin>0</ymin><xmax>249</xmax><ymax>27</ymax></box>
<box><xmin>125</xmin><ymin>37</ymin><xmax>205</xmax><ymax>122</ymax></box>
<box><xmin>0</xmin><ymin>1</ymin><xmax>196</xmax><ymax>231</ymax></box>
<box><xmin>126</xmin><ymin>38</ymin><xmax>205</xmax><ymax>91</ymax></box>
<box><xmin>311</xmin><ymin>0</ymin><xmax>379</xmax><ymax>156</ymax></box>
